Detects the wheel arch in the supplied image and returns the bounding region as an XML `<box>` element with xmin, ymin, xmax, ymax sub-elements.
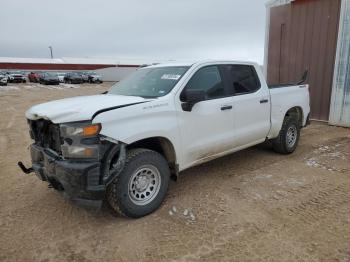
<box><xmin>284</xmin><ymin>106</ymin><xmax>304</xmax><ymax>127</ymax></box>
<box><xmin>126</xmin><ymin>136</ymin><xmax>178</xmax><ymax>179</ymax></box>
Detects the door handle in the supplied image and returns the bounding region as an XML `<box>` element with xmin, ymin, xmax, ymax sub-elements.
<box><xmin>260</xmin><ymin>99</ymin><xmax>269</xmax><ymax>104</ymax></box>
<box><xmin>221</xmin><ymin>105</ymin><xmax>233</xmax><ymax>111</ymax></box>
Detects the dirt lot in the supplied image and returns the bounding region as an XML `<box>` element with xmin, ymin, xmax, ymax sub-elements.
<box><xmin>1</xmin><ymin>82</ymin><xmax>350</xmax><ymax>262</ymax></box>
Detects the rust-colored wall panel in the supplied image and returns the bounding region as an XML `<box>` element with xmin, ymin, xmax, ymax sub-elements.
<box><xmin>267</xmin><ymin>0</ymin><xmax>341</xmax><ymax>120</ymax></box>
<box><xmin>267</xmin><ymin>5</ymin><xmax>290</xmax><ymax>84</ymax></box>
<box><xmin>320</xmin><ymin>0</ymin><xmax>342</xmax><ymax>120</ymax></box>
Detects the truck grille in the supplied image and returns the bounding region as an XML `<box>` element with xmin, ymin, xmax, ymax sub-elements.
<box><xmin>28</xmin><ymin>119</ymin><xmax>62</xmax><ymax>154</ymax></box>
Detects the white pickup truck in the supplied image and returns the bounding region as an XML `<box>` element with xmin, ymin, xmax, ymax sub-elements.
<box><xmin>19</xmin><ymin>60</ymin><xmax>310</xmax><ymax>218</ymax></box>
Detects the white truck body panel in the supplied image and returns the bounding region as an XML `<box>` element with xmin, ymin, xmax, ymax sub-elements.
<box><xmin>26</xmin><ymin>60</ymin><xmax>310</xmax><ymax>172</ymax></box>
<box><xmin>269</xmin><ymin>84</ymin><xmax>310</xmax><ymax>138</ymax></box>
<box><xmin>26</xmin><ymin>94</ymin><xmax>148</xmax><ymax>123</ymax></box>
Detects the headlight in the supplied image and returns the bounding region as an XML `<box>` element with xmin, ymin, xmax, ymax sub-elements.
<box><xmin>61</xmin><ymin>145</ymin><xmax>99</xmax><ymax>158</ymax></box>
<box><xmin>60</xmin><ymin>123</ymin><xmax>101</xmax><ymax>159</ymax></box>
<box><xmin>60</xmin><ymin>123</ymin><xmax>101</xmax><ymax>137</ymax></box>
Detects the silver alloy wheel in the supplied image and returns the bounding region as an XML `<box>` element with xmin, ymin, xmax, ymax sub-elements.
<box><xmin>286</xmin><ymin>125</ymin><xmax>298</xmax><ymax>148</ymax></box>
<box><xmin>128</xmin><ymin>165</ymin><xmax>161</xmax><ymax>206</ymax></box>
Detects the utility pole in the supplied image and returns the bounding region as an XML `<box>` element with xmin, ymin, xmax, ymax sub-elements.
<box><xmin>49</xmin><ymin>46</ymin><xmax>53</xmax><ymax>59</ymax></box>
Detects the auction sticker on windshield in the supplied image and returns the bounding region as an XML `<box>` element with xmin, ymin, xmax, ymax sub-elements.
<box><xmin>161</xmin><ymin>74</ymin><xmax>181</xmax><ymax>80</ymax></box>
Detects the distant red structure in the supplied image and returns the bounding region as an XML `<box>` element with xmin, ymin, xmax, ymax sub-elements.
<box><xmin>0</xmin><ymin>62</ymin><xmax>139</xmax><ymax>71</ymax></box>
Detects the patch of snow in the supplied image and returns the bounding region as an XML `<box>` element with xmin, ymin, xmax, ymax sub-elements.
<box><xmin>286</xmin><ymin>178</ymin><xmax>305</xmax><ymax>186</ymax></box>
<box><xmin>254</xmin><ymin>174</ymin><xmax>273</xmax><ymax>180</ymax></box>
<box><xmin>169</xmin><ymin>207</ymin><xmax>196</xmax><ymax>223</ymax></box>
<box><xmin>183</xmin><ymin>209</ymin><xmax>189</xmax><ymax>216</ymax></box>
<box><xmin>59</xmin><ymin>83</ymin><xmax>80</xmax><ymax>89</ymax></box>
<box><xmin>253</xmin><ymin>193</ymin><xmax>263</xmax><ymax>200</ymax></box>
<box><xmin>305</xmin><ymin>142</ymin><xmax>348</xmax><ymax>172</ymax></box>
<box><xmin>306</xmin><ymin>158</ymin><xmax>320</xmax><ymax>167</ymax></box>
<box><xmin>0</xmin><ymin>85</ymin><xmax>19</xmax><ymax>90</ymax></box>
<box><xmin>189</xmin><ymin>212</ymin><xmax>196</xmax><ymax>221</ymax></box>
<box><xmin>236</xmin><ymin>229</ymin><xmax>244</xmax><ymax>235</ymax></box>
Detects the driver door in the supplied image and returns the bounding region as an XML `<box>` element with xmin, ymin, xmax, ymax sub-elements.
<box><xmin>176</xmin><ymin>65</ymin><xmax>235</xmax><ymax>168</ymax></box>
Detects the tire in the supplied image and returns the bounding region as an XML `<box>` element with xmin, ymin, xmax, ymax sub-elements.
<box><xmin>272</xmin><ymin>117</ymin><xmax>300</xmax><ymax>154</ymax></box>
<box><xmin>107</xmin><ymin>148</ymin><xmax>170</xmax><ymax>218</ymax></box>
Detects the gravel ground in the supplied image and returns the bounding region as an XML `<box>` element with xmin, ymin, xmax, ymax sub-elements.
<box><xmin>1</xmin><ymin>82</ymin><xmax>350</xmax><ymax>262</ymax></box>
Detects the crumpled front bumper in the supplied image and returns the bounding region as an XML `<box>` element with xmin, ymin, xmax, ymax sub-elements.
<box><xmin>30</xmin><ymin>144</ymin><xmax>105</xmax><ymax>206</ymax></box>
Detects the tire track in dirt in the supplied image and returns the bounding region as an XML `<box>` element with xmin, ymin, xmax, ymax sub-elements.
<box><xmin>285</xmin><ymin>185</ymin><xmax>350</xmax><ymax>224</ymax></box>
<box><xmin>5</xmin><ymin>106</ymin><xmax>16</xmax><ymax>129</ymax></box>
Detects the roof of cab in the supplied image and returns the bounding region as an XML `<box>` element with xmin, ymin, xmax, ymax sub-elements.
<box><xmin>145</xmin><ymin>60</ymin><xmax>259</xmax><ymax>69</ymax></box>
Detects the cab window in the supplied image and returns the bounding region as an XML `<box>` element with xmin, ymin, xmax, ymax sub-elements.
<box><xmin>182</xmin><ymin>66</ymin><xmax>225</xmax><ymax>100</ymax></box>
<box><xmin>222</xmin><ymin>65</ymin><xmax>261</xmax><ymax>95</ymax></box>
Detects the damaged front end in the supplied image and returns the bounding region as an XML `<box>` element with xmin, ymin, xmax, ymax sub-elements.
<box><xmin>18</xmin><ymin>119</ymin><xmax>126</xmax><ymax>208</ymax></box>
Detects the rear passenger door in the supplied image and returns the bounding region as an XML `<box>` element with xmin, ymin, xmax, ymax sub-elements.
<box><xmin>222</xmin><ymin>64</ymin><xmax>270</xmax><ymax>147</ymax></box>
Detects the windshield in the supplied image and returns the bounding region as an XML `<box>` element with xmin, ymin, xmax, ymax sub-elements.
<box><xmin>45</xmin><ymin>72</ymin><xmax>57</xmax><ymax>77</ymax></box>
<box><xmin>109</xmin><ymin>66</ymin><xmax>189</xmax><ymax>98</ymax></box>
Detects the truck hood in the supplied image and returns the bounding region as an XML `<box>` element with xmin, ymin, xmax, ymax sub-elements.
<box><xmin>26</xmin><ymin>94</ymin><xmax>149</xmax><ymax>123</ymax></box>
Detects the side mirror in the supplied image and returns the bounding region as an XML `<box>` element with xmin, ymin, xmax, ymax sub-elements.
<box><xmin>181</xmin><ymin>89</ymin><xmax>206</xmax><ymax>112</ymax></box>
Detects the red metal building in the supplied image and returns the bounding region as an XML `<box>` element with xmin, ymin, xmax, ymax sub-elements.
<box><xmin>265</xmin><ymin>0</ymin><xmax>350</xmax><ymax>125</ymax></box>
<box><xmin>0</xmin><ymin>57</ymin><xmax>141</xmax><ymax>82</ymax></box>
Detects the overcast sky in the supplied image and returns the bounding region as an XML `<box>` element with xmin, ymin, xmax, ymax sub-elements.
<box><xmin>0</xmin><ymin>0</ymin><xmax>267</xmax><ymax>63</ymax></box>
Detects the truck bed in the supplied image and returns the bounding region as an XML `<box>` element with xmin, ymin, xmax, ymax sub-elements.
<box><xmin>268</xmin><ymin>84</ymin><xmax>310</xmax><ymax>139</ymax></box>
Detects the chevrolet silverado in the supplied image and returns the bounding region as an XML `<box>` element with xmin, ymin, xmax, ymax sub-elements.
<box><xmin>19</xmin><ymin>60</ymin><xmax>310</xmax><ymax>218</ymax></box>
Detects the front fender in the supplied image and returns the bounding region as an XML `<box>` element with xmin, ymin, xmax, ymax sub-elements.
<box><xmin>93</xmin><ymin>100</ymin><xmax>183</xmax><ymax>166</ymax></box>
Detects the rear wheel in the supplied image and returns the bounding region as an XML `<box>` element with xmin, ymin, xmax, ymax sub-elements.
<box><xmin>107</xmin><ymin>148</ymin><xmax>170</xmax><ymax>218</ymax></box>
<box><xmin>272</xmin><ymin>117</ymin><xmax>300</xmax><ymax>154</ymax></box>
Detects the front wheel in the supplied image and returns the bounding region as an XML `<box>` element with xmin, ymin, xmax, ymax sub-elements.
<box><xmin>272</xmin><ymin>117</ymin><xmax>300</xmax><ymax>154</ymax></box>
<box><xmin>107</xmin><ymin>148</ymin><xmax>170</xmax><ymax>218</ymax></box>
